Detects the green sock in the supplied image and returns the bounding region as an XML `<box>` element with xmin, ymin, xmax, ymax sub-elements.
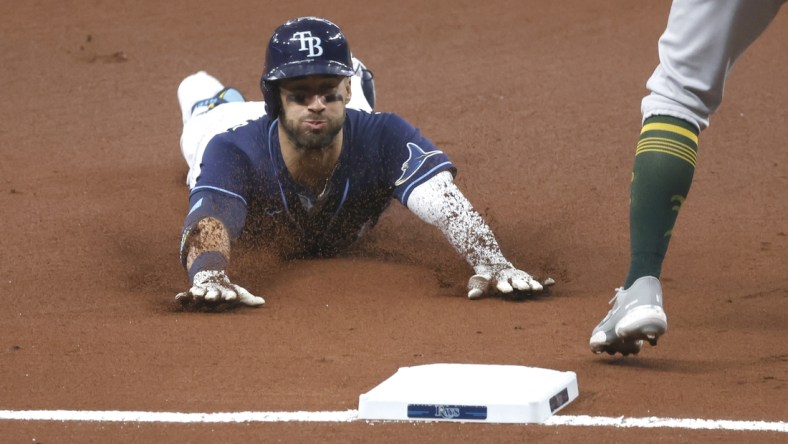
<box><xmin>625</xmin><ymin>115</ymin><xmax>699</xmax><ymax>289</ymax></box>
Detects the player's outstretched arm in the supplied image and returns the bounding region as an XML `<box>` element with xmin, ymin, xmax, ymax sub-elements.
<box><xmin>406</xmin><ymin>172</ymin><xmax>553</xmax><ymax>299</ymax></box>
<box><xmin>176</xmin><ymin>217</ymin><xmax>265</xmax><ymax>308</ymax></box>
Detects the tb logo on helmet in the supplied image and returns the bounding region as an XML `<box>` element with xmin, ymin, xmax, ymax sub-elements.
<box><xmin>291</xmin><ymin>31</ymin><xmax>323</xmax><ymax>57</ymax></box>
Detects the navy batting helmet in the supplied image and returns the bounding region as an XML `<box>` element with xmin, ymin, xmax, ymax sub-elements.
<box><xmin>261</xmin><ymin>17</ymin><xmax>355</xmax><ymax>118</ymax></box>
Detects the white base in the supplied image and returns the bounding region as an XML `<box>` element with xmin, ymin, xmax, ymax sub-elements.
<box><xmin>358</xmin><ymin>363</ymin><xmax>578</xmax><ymax>423</ymax></box>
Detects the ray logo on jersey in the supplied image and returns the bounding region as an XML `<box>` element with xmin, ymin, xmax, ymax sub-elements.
<box><xmin>395</xmin><ymin>142</ymin><xmax>444</xmax><ymax>186</ymax></box>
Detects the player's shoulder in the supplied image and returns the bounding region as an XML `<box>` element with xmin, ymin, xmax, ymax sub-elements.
<box><xmin>347</xmin><ymin>108</ymin><xmax>404</xmax><ymax>123</ymax></box>
<box><xmin>206</xmin><ymin>114</ymin><xmax>273</xmax><ymax>162</ymax></box>
<box><xmin>346</xmin><ymin>109</ymin><xmax>415</xmax><ymax>136</ymax></box>
<box><xmin>215</xmin><ymin>114</ymin><xmax>271</xmax><ymax>139</ymax></box>
<box><xmin>211</xmin><ymin>114</ymin><xmax>271</xmax><ymax>145</ymax></box>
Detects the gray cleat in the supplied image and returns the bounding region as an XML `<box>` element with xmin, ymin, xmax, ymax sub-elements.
<box><xmin>589</xmin><ymin>276</ymin><xmax>668</xmax><ymax>356</ymax></box>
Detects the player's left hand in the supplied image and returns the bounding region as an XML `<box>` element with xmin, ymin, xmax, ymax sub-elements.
<box><xmin>467</xmin><ymin>264</ymin><xmax>554</xmax><ymax>299</ymax></box>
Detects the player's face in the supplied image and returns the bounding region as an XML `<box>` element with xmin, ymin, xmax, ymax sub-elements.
<box><xmin>278</xmin><ymin>75</ymin><xmax>350</xmax><ymax>151</ymax></box>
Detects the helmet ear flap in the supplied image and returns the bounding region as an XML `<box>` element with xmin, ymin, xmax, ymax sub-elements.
<box><xmin>261</xmin><ymin>79</ymin><xmax>281</xmax><ymax>119</ymax></box>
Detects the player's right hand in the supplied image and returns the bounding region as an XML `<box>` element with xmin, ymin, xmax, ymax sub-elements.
<box><xmin>175</xmin><ymin>270</ymin><xmax>265</xmax><ymax>308</ymax></box>
<box><xmin>466</xmin><ymin>264</ymin><xmax>555</xmax><ymax>299</ymax></box>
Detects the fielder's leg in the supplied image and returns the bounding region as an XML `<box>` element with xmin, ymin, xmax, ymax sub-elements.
<box><xmin>590</xmin><ymin>0</ymin><xmax>784</xmax><ymax>356</ymax></box>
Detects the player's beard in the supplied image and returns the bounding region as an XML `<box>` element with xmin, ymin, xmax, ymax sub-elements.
<box><xmin>280</xmin><ymin>110</ymin><xmax>345</xmax><ymax>152</ymax></box>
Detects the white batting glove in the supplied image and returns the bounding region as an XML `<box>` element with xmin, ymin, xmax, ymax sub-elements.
<box><xmin>467</xmin><ymin>264</ymin><xmax>554</xmax><ymax>299</ymax></box>
<box><xmin>175</xmin><ymin>270</ymin><xmax>265</xmax><ymax>307</ymax></box>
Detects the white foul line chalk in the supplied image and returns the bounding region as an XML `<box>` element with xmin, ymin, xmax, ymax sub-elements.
<box><xmin>0</xmin><ymin>410</ymin><xmax>784</xmax><ymax>433</ymax></box>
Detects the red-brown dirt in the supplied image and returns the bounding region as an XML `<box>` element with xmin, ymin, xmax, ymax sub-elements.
<box><xmin>1</xmin><ymin>0</ymin><xmax>785</xmax><ymax>442</ymax></box>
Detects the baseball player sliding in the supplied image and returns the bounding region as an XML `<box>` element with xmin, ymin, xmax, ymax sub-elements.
<box><xmin>590</xmin><ymin>0</ymin><xmax>785</xmax><ymax>356</ymax></box>
<box><xmin>175</xmin><ymin>16</ymin><xmax>551</xmax><ymax>308</ymax></box>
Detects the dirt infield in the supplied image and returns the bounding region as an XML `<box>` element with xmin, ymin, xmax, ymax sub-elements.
<box><xmin>1</xmin><ymin>0</ymin><xmax>786</xmax><ymax>442</ymax></box>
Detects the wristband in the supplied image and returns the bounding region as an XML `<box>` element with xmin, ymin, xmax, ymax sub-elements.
<box><xmin>187</xmin><ymin>251</ymin><xmax>228</xmax><ymax>281</ymax></box>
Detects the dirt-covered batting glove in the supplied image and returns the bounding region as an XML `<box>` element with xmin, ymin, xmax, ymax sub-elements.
<box><xmin>175</xmin><ymin>270</ymin><xmax>265</xmax><ymax>308</ymax></box>
<box><xmin>467</xmin><ymin>264</ymin><xmax>554</xmax><ymax>299</ymax></box>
